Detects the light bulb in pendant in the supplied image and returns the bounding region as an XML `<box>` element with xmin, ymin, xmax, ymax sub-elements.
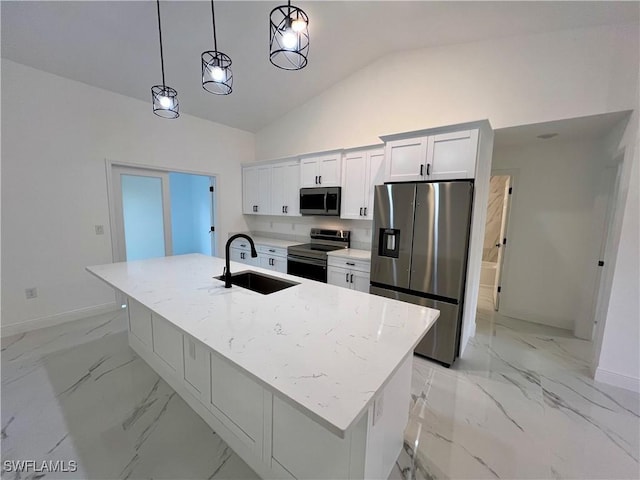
<box><xmin>291</xmin><ymin>17</ymin><xmax>306</xmax><ymax>32</ymax></box>
<box><xmin>210</xmin><ymin>65</ymin><xmax>226</xmax><ymax>82</ymax></box>
<box><xmin>159</xmin><ymin>95</ymin><xmax>172</xmax><ymax>108</ymax></box>
<box><xmin>281</xmin><ymin>29</ymin><xmax>297</xmax><ymax>49</ymax></box>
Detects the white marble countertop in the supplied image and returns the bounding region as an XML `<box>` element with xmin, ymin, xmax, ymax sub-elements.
<box><xmin>327</xmin><ymin>248</ymin><xmax>372</xmax><ymax>261</ymax></box>
<box><xmin>86</xmin><ymin>254</ymin><xmax>438</xmax><ymax>436</ymax></box>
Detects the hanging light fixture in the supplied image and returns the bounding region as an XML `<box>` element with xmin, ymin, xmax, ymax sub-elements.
<box><xmin>201</xmin><ymin>0</ymin><xmax>233</xmax><ymax>95</ymax></box>
<box><xmin>269</xmin><ymin>0</ymin><xmax>309</xmax><ymax>70</ymax></box>
<box><xmin>151</xmin><ymin>0</ymin><xmax>179</xmax><ymax>118</ymax></box>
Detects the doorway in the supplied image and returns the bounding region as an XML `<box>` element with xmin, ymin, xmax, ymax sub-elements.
<box><xmin>480</xmin><ymin>173</ymin><xmax>513</xmax><ymax>311</ymax></box>
<box><xmin>110</xmin><ymin>165</ymin><xmax>217</xmax><ymax>263</ymax></box>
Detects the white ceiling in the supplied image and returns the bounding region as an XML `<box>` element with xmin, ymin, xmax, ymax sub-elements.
<box><xmin>494</xmin><ymin>111</ymin><xmax>632</xmax><ymax>148</ymax></box>
<box><xmin>2</xmin><ymin>1</ymin><xmax>638</xmax><ymax>132</ymax></box>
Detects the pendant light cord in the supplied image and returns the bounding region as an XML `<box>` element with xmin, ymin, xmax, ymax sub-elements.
<box><xmin>156</xmin><ymin>0</ymin><xmax>166</xmax><ymax>87</ymax></box>
<box><xmin>211</xmin><ymin>0</ymin><xmax>218</xmax><ymax>52</ymax></box>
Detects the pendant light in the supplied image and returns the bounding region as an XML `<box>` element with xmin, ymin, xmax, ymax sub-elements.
<box><xmin>202</xmin><ymin>0</ymin><xmax>233</xmax><ymax>95</ymax></box>
<box><xmin>151</xmin><ymin>0</ymin><xmax>179</xmax><ymax>118</ymax></box>
<box><xmin>269</xmin><ymin>0</ymin><xmax>309</xmax><ymax>70</ymax></box>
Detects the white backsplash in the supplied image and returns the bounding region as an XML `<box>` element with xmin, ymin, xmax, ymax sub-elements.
<box><xmin>244</xmin><ymin>215</ymin><xmax>373</xmax><ymax>250</ymax></box>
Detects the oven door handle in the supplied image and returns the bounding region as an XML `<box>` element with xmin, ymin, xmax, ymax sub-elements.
<box><xmin>287</xmin><ymin>254</ymin><xmax>327</xmax><ymax>268</ymax></box>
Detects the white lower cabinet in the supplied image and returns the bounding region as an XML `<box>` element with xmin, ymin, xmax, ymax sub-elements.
<box><xmin>209</xmin><ymin>352</ymin><xmax>265</xmax><ymax>455</ymax></box>
<box><xmin>272</xmin><ymin>396</ymin><xmax>365</xmax><ymax>479</ymax></box>
<box><xmin>258</xmin><ymin>245</ymin><xmax>288</xmax><ymax>274</ymax></box>
<box><xmin>183</xmin><ymin>336</ymin><xmax>210</xmax><ymax>405</ymax></box>
<box><xmin>126</xmin><ymin>296</ymin><xmax>407</xmax><ymax>480</ymax></box>
<box><xmin>152</xmin><ymin>314</ymin><xmax>183</xmax><ymax>375</ymax></box>
<box><xmin>327</xmin><ymin>257</ymin><xmax>371</xmax><ymax>293</ymax></box>
<box><xmin>128</xmin><ymin>298</ymin><xmax>153</xmax><ymax>348</ymax></box>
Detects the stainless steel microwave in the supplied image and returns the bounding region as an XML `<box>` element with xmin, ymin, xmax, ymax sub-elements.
<box><xmin>299</xmin><ymin>187</ymin><xmax>341</xmax><ymax>216</ymax></box>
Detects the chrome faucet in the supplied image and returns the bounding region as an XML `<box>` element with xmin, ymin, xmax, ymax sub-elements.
<box><xmin>224</xmin><ymin>234</ymin><xmax>257</xmax><ymax>288</ymax></box>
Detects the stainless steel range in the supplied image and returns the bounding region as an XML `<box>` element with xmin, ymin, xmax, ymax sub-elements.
<box><xmin>287</xmin><ymin>229</ymin><xmax>351</xmax><ymax>282</ymax></box>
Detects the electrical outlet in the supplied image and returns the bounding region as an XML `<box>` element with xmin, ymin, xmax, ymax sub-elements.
<box><xmin>95</xmin><ymin>225</ymin><xmax>105</xmax><ymax>235</ymax></box>
<box><xmin>25</xmin><ymin>287</ymin><xmax>38</xmax><ymax>299</ymax></box>
<box><xmin>373</xmin><ymin>394</ymin><xmax>384</xmax><ymax>425</ymax></box>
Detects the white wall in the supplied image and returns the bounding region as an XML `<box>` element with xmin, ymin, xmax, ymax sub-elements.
<box><xmin>491</xmin><ymin>138</ymin><xmax>609</xmax><ymax>330</ymax></box>
<box><xmin>255</xmin><ymin>23</ymin><xmax>638</xmax><ymax>160</ymax></box>
<box><xmin>594</xmin><ymin>110</ymin><xmax>640</xmax><ymax>392</ymax></box>
<box><xmin>1</xmin><ymin>59</ymin><xmax>254</xmax><ymax>333</ymax></box>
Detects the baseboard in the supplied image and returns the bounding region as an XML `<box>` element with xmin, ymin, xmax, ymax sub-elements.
<box><xmin>595</xmin><ymin>367</ymin><xmax>640</xmax><ymax>393</ymax></box>
<box><xmin>498</xmin><ymin>307</ymin><xmax>573</xmax><ymax>331</ymax></box>
<box><xmin>0</xmin><ymin>302</ymin><xmax>120</xmax><ymax>338</ymax></box>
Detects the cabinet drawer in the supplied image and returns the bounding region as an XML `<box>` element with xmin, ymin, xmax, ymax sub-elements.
<box><xmin>256</xmin><ymin>244</ymin><xmax>287</xmax><ymax>257</ymax></box>
<box><xmin>183</xmin><ymin>336</ymin><xmax>210</xmax><ymax>405</ymax></box>
<box><xmin>210</xmin><ymin>353</ymin><xmax>264</xmax><ymax>455</ymax></box>
<box><xmin>327</xmin><ymin>256</ymin><xmax>370</xmax><ymax>273</ymax></box>
<box><xmin>128</xmin><ymin>298</ymin><xmax>153</xmax><ymax>348</ymax></box>
<box><xmin>152</xmin><ymin>315</ymin><xmax>184</xmax><ymax>375</ymax></box>
<box><xmin>230</xmin><ymin>238</ymin><xmax>254</xmax><ymax>251</ymax></box>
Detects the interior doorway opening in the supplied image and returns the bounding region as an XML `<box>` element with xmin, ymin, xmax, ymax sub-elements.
<box><xmin>480</xmin><ymin>174</ymin><xmax>512</xmax><ymax>311</ymax></box>
<box><xmin>110</xmin><ymin>164</ymin><xmax>217</xmax><ymax>264</ymax></box>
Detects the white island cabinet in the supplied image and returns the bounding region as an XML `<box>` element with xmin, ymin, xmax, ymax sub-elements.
<box><xmin>87</xmin><ymin>254</ymin><xmax>438</xmax><ymax>479</ymax></box>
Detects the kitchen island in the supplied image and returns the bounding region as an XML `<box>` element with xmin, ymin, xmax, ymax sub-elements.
<box><xmin>87</xmin><ymin>254</ymin><xmax>438</xmax><ymax>479</ymax></box>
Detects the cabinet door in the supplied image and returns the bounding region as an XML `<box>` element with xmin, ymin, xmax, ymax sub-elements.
<box><xmin>426</xmin><ymin>129</ymin><xmax>478</xmax><ymax>180</ymax></box>
<box><xmin>183</xmin><ymin>336</ymin><xmax>210</xmax><ymax>405</ymax></box>
<box><xmin>272</xmin><ymin>396</ymin><xmax>352</xmax><ymax>479</ymax></box>
<box><xmin>351</xmin><ymin>270</ymin><xmax>371</xmax><ymax>293</ymax></box>
<box><xmin>385</xmin><ymin>137</ymin><xmax>427</xmax><ymax>182</ymax></box>
<box><xmin>341</xmin><ymin>151</ymin><xmax>367</xmax><ymax>219</ymax></box>
<box><xmin>328</xmin><ymin>266</ymin><xmax>350</xmax><ymax>289</ymax></box>
<box><xmin>272</xmin><ymin>161</ymin><xmax>300</xmax><ymax>216</ymax></box>
<box><xmin>128</xmin><ymin>298</ymin><xmax>153</xmax><ymax>348</ymax></box>
<box><xmin>271</xmin><ymin>163</ymin><xmax>288</xmax><ymax>215</ymax></box>
<box><xmin>284</xmin><ymin>162</ymin><xmax>300</xmax><ymax>216</ymax></box>
<box><xmin>259</xmin><ymin>254</ymin><xmax>275</xmax><ymax>271</ymax></box>
<box><xmin>152</xmin><ymin>315</ymin><xmax>184</xmax><ymax>375</ymax></box>
<box><xmin>229</xmin><ymin>247</ymin><xmax>244</xmax><ymax>264</ymax></box>
<box><xmin>300</xmin><ymin>158</ymin><xmax>319</xmax><ymax>187</ymax></box>
<box><xmin>317</xmin><ymin>154</ymin><xmax>341</xmax><ymax>186</ymax></box>
<box><xmin>210</xmin><ymin>353</ymin><xmax>264</xmax><ymax>454</ymax></box>
<box><xmin>272</xmin><ymin>255</ymin><xmax>288</xmax><ymax>274</ymax></box>
<box><xmin>242</xmin><ymin>167</ymin><xmax>259</xmax><ymax>214</ymax></box>
<box><xmin>365</xmin><ymin>149</ymin><xmax>385</xmax><ymax>219</ymax></box>
<box><xmin>255</xmin><ymin>165</ymin><xmax>272</xmax><ymax>214</ymax></box>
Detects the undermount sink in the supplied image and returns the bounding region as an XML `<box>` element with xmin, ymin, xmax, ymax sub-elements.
<box><xmin>216</xmin><ymin>270</ymin><xmax>299</xmax><ymax>295</ymax></box>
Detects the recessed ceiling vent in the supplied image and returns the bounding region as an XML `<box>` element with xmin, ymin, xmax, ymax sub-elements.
<box><xmin>537</xmin><ymin>133</ymin><xmax>558</xmax><ymax>140</ymax></box>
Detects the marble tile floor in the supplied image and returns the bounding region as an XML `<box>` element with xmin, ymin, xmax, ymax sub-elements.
<box><xmin>2</xmin><ymin>298</ymin><xmax>639</xmax><ymax>480</ymax></box>
<box><xmin>406</xmin><ymin>287</ymin><xmax>640</xmax><ymax>480</ymax></box>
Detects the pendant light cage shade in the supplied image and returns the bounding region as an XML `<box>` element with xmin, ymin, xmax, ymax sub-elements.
<box><xmin>202</xmin><ymin>51</ymin><xmax>233</xmax><ymax>95</ymax></box>
<box><xmin>151</xmin><ymin>85</ymin><xmax>179</xmax><ymax>118</ymax></box>
<box><xmin>269</xmin><ymin>4</ymin><xmax>309</xmax><ymax>70</ymax></box>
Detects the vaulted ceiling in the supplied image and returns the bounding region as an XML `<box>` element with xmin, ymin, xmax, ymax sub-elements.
<box><xmin>2</xmin><ymin>1</ymin><xmax>637</xmax><ymax>132</ymax></box>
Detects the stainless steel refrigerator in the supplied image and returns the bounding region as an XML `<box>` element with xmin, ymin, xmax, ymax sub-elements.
<box><xmin>369</xmin><ymin>181</ymin><xmax>474</xmax><ymax>366</ymax></box>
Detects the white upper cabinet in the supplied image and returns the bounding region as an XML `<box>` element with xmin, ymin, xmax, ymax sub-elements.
<box><xmin>341</xmin><ymin>148</ymin><xmax>384</xmax><ymax>220</ymax></box>
<box><xmin>384</xmin><ymin>129</ymin><xmax>479</xmax><ymax>182</ymax></box>
<box><xmin>300</xmin><ymin>153</ymin><xmax>342</xmax><ymax>187</ymax></box>
<box><xmin>242</xmin><ymin>165</ymin><xmax>271</xmax><ymax>215</ymax></box>
<box><xmin>427</xmin><ymin>129</ymin><xmax>479</xmax><ymax>180</ymax></box>
<box><xmin>271</xmin><ymin>161</ymin><xmax>300</xmax><ymax>216</ymax></box>
<box><xmin>384</xmin><ymin>137</ymin><xmax>428</xmax><ymax>183</ymax></box>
